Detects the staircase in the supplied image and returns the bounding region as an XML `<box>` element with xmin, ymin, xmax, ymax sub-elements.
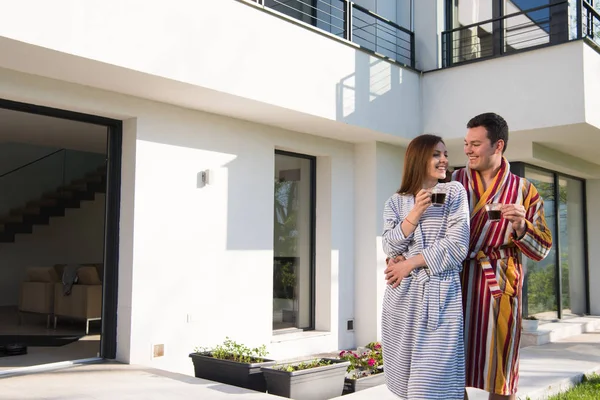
<box><xmin>0</xmin><ymin>165</ymin><xmax>107</xmax><ymax>243</ymax></box>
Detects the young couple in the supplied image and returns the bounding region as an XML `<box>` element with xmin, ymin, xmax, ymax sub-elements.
<box><xmin>381</xmin><ymin>112</ymin><xmax>553</xmax><ymax>400</ymax></box>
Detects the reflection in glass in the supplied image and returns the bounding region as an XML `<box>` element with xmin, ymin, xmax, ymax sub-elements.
<box><xmin>273</xmin><ymin>153</ymin><xmax>314</xmax><ymax>331</ymax></box>
<box><xmin>559</xmin><ymin>177</ymin><xmax>586</xmax><ymax>316</ymax></box>
<box><xmin>523</xmin><ymin>167</ymin><xmax>557</xmax><ymax>320</ymax></box>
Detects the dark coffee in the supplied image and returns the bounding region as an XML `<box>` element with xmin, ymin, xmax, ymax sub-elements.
<box><xmin>487</xmin><ymin>210</ymin><xmax>502</xmax><ymax>221</ymax></box>
<box><xmin>431</xmin><ymin>193</ymin><xmax>446</xmax><ymax>206</ymax></box>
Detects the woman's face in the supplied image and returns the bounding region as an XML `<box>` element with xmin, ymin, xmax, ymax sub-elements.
<box><xmin>427</xmin><ymin>141</ymin><xmax>449</xmax><ymax>182</ymax></box>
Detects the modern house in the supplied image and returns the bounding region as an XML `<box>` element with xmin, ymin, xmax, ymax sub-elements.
<box><xmin>0</xmin><ymin>0</ymin><xmax>598</xmax><ymax>377</ymax></box>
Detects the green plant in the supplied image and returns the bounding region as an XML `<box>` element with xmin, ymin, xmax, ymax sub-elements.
<box><xmin>524</xmin><ymin>315</ymin><xmax>537</xmax><ymax>320</ymax></box>
<box><xmin>194</xmin><ymin>337</ymin><xmax>268</xmax><ymax>363</ymax></box>
<box><xmin>275</xmin><ymin>359</ymin><xmax>333</xmax><ymax>372</ymax></box>
<box><xmin>339</xmin><ymin>341</ymin><xmax>383</xmax><ymax>379</ymax></box>
<box><xmin>547</xmin><ymin>373</ymin><xmax>600</xmax><ymax>399</ymax></box>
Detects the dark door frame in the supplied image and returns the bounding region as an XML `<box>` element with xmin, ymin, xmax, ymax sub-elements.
<box><xmin>0</xmin><ymin>98</ymin><xmax>122</xmax><ymax>359</ymax></box>
<box><xmin>512</xmin><ymin>162</ymin><xmax>590</xmax><ymax>319</ymax></box>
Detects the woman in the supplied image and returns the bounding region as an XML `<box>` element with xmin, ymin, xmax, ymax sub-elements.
<box><xmin>381</xmin><ymin>134</ymin><xmax>469</xmax><ymax>400</ymax></box>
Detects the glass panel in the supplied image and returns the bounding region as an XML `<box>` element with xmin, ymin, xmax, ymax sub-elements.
<box><xmin>559</xmin><ymin>177</ymin><xmax>587</xmax><ymax>317</ymax></box>
<box><xmin>450</xmin><ymin>0</ymin><xmax>494</xmax><ymax>63</ymax></box>
<box><xmin>523</xmin><ymin>167</ymin><xmax>558</xmax><ymax>320</ymax></box>
<box><xmin>264</xmin><ymin>0</ymin><xmax>346</xmax><ymax>38</ymax></box>
<box><xmin>504</xmin><ymin>0</ymin><xmax>552</xmax><ymax>52</ymax></box>
<box><xmin>273</xmin><ymin>153</ymin><xmax>314</xmax><ymax>331</ymax></box>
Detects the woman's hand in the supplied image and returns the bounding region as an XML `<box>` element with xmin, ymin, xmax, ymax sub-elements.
<box><xmin>384</xmin><ymin>258</ymin><xmax>414</xmax><ymax>288</ymax></box>
<box><xmin>413</xmin><ymin>189</ymin><xmax>432</xmax><ymax>215</ymax></box>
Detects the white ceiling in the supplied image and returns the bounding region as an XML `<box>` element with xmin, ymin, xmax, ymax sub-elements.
<box><xmin>0</xmin><ymin>107</ymin><xmax>107</xmax><ymax>154</ymax></box>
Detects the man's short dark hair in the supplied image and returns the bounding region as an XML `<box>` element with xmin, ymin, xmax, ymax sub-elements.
<box><xmin>467</xmin><ymin>112</ymin><xmax>509</xmax><ymax>153</ymax></box>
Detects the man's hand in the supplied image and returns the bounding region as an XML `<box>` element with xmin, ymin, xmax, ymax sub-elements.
<box><xmin>384</xmin><ymin>257</ymin><xmax>412</xmax><ymax>288</ymax></box>
<box><xmin>502</xmin><ymin>204</ymin><xmax>527</xmax><ymax>236</ymax></box>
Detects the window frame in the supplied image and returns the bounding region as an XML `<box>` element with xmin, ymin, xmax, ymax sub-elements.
<box><xmin>273</xmin><ymin>149</ymin><xmax>317</xmax><ymax>332</ymax></box>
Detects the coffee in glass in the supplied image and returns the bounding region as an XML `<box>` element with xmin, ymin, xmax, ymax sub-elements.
<box><xmin>485</xmin><ymin>203</ymin><xmax>502</xmax><ymax>221</ymax></box>
<box><xmin>431</xmin><ymin>185</ymin><xmax>447</xmax><ymax>207</ymax></box>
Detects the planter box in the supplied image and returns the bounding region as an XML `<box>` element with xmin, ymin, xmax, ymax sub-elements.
<box><xmin>262</xmin><ymin>358</ymin><xmax>350</xmax><ymax>400</ymax></box>
<box><xmin>522</xmin><ymin>319</ymin><xmax>539</xmax><ymax>332</ymax></box>
<box><xmin>189</xmin><ymin>352</ymin><xmax>276</xmax><ymax>392</ymax></box>
<box><xmin>343</xmin><ymin>372</ymin><xmax>386</xmax><ymax>394</ymax></box>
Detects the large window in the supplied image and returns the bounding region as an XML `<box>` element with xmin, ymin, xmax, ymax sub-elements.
<box><xmin>520</xmin><ymin>164</ymin><xmax>589</xmax><ymax>320</ymax></box>
<box><xmin>444</xmin><ymin>0</ymin><xmax>570</xmax><ymax>64</ymax></box>
<box><xmin>273</xmin><ymin>151</ymin><xmax>316</xmax><ymax>332</ymax></box>
<box><xmin>523</xmin><ymin>167</ymin><xmax>558</xmax><ymax>320</ymax></box>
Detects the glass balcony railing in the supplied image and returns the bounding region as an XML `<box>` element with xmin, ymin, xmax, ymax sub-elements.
<box><xmin>442</xmin><ymin>0</ymin><xmax>599</xmax><ymax>67</ymax></box>
<box><xmin>249</xmin><ymin>0</ymin><xmax>415</xmax><ymax>68</ymax></box>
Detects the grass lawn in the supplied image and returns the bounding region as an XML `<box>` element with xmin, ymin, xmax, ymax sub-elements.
<box><xmin>546</xmin><ymin>374</ymin><xmax>600</xmax><ymax>399</ymax></box>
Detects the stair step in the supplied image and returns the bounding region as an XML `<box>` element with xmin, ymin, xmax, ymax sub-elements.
<box><xmin>0</xmin><ymin>215</ymin><xmax>23</xmax><ymax>224</ymax></box>
<box><xmin>59</xmin><ymin>183</ymin><xmax>88</xmax><ymax>192</ymax></box>
<box><xmin>0</xmin><ymin>232</ymin><xmax>15</xmax><ymax>242</ymax></box>
<box><xmin>43</xmin><ymin>191</ymin><xmax>74</xmax><ymax>199</ymax></box>
<box><xmin>10</xmin><ymin>207</ymin><xmax>40</xmax><ymax>216</ymax></box>
<box><xmin>77</xmin><ymin>175</ymin><xmax>104</xmax><ymax>184</ymax></box>
<box><xmin>27</xmin><ymin>199</ymin><xmax>58</xmax><ymax>208</ymax></box>
<box><xmin>21</xmin><ymin>214</ymin><xmax>50</xmax><ymax>225</ymax></box>
<box><xmin>0</xmin><ymin>222</ymin><xmax>33</xmax><ymax>234</ymax></box>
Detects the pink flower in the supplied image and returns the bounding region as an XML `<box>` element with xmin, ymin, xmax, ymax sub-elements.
<box><xmin>368</xmin><ymin>358</ymin><xmax>376</xmax><ymax>366</ymax></box>
<box><xmin>339</xmin><ymin>351</ymin><xmax>345</xmax><ymax>357</ymax></box>
<box><xmin>374</xmin><ymin>343</ymin><xmax>381</xmax><ymax>349</ymax></box>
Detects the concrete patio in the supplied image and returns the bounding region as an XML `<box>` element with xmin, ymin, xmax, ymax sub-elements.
<box><xmin>1</xmin><ymin>323</ymin><xmax>599</xmax><ymax>400</ymax></box>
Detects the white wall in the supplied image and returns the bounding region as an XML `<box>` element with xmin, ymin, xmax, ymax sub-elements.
<box><xmin>0</xmin><ymin>194</ymin><xmax>105</xmax><ymax>306</ymax></box>
<box><xmin>584</xmin><ymin>44</ymin><xmax>600</xmax><ymax>129</ymax></box>
<box><xmin>422</xmin><ymin>41</ymin><xmax>587</xmax><ymax>137</ymax></box>
<box><xmin>129</xmin><ymin>111</ymin><xmax>355</xmax><ymax>373</ymax></box>
<box><xmin>0</xmin><ymin>67</ymin><xmax>360</xmax><ymax>374</ymax></box>
<box><xmin>0</xmin><ymin>0</ymin><xmax>421</xmax><ymax>140</ymax></box>
<box><xmin>353</xmin><ymin>142</ymin><xmax>404</xmax><ymax>345</ymax></box>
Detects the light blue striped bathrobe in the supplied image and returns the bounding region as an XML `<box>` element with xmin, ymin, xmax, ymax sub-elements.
<box><xmin>381</xmin><ymin>182</ymin><xmax>469</xmax><ymax>400</ymax></box>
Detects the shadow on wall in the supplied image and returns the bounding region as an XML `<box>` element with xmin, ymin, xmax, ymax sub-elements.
<box><xmin>336</xmin><ymin>51</ymin><xmax>420</xmax><ymax>137</ymax></box>
<box><xmin>134</xmin><ymin>113</ymin><xmax>274</xmax><ymax>254</ymax></box>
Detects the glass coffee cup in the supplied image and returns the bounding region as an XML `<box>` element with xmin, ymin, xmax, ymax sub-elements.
<box><xmin>485</xmin><ymin>203</ymin><xmax>502</xmax><ymax>221</ymax></box>
<box><xmin>430</xmin><ymin>185</ymin><xmax>447</xmax><ymax>207</ymax></box>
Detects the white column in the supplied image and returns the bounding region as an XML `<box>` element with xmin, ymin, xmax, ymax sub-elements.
<box><xmin>354</xmin><ymin>142</ymin><xmax>404</xmax><ymax>346</ymax></box>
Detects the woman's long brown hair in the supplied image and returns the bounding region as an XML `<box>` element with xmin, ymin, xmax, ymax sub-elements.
<box><xmin>398</xmin><ymin>134</ymin><xmax>444</xmax><ymax>196</ymax></box>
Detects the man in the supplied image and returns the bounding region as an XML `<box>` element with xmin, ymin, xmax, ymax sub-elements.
<box><xmin>385</xmin><ymin>112</ymin><xmax>552</xmax><ymax>400</ymax></box>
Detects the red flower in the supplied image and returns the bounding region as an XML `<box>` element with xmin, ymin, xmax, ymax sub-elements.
<box><xmin>368</xmin><ymin>358</ymin><xmax>376</xmax><ymax>366</ymax></box>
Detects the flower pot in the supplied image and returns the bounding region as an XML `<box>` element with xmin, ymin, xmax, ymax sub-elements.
<box><xmin>261</xmin><ymin>358</ymin><xmax>350</xmax><ymax>400</ymax></box>
<box><xmin>522</xmin><ymin>319</ymin><xmax>539</xmax><ymax>332</ymax></box>
<box><xmin>189</xmin><ymin>352</ymin><xmax>276</xmax><ymax>392</ymax></box>
<box><xmin>343</xmin><ymin>371</ymin><xmax>386</xmax><ymax>394</ymax></box>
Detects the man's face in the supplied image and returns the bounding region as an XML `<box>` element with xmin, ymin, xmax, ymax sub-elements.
<box><xmin>464</xmin><ymin>126</ymin><xmax>503</xmax><ymax>172</ymax></box>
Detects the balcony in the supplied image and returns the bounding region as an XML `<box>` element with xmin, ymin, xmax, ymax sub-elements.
<box><xmin>442</xmin><ymin>0</ymin><xmax>600</xmax><ymax>67</ymax></box>
<box><xmin>248</xmin><ymin>0</ymin><xmax>415</xmax><ymax>68</ymax></box>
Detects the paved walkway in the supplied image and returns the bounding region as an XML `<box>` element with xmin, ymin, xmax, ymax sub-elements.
<box><xmin>0</xmin><ymin>362</ymin><xmax>286</xmax><ymax>400</ymax></box>
<box><xmin>334</xmin><ymin>328</ymin><xmax>600</xmax><ymax>400</ymax></box>
<box><xmin>1</xmin><ymin>329</ymin><xmax>599</xmax><ymax>400</ymax></box>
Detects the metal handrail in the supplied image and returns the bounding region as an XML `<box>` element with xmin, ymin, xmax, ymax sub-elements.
<box><xmin>351</xmin><ymin>2</ymin><xmax>412</xmax><ymax>36</ymax></box>
<box><xmin>583</xmin><ymin>0</ymin><xmax>600</xmax><ymax>20</ymax></box>
<box><xmin>0</xmin><ymin>149</ymin><xmax>65</xmax><ymax>179</ymax></box>
<box><xmin>251</xmin><ymin>0</ymin><xmax>415</xmax><ymax>68</ymax></box>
